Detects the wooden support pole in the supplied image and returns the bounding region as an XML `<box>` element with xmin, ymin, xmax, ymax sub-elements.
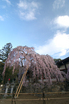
<box><xmin>43</xmin><ymin>91</ymin><xmax>46</xmax><ymax>104</ymax></box>
<box><xmin>14</xmin><ymin>65</ymin><xmax>29</xmax><ymax>98</ymax></box>
<box><xmin>11</xmin><ymin>92</ymin><xmax>16</xmax><ymax>104</ymax></box>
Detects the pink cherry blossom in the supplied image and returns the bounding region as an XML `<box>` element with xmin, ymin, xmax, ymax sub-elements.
<box><xmin>3</xmin><ymin>46</ymin><xmax>63</xmax><ymax>86</ymax></box>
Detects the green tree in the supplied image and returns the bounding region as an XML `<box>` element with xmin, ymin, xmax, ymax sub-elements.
<box><xmin>0</xmin><ymin>43</ymin><xmax>12</xmax><ymax>62</ymax></box>
<box><xmin>54</xmin><ymin>58</ymin><xmax>61</xmax><ymax>64</ymax></box>
<box><xmin>4</xmin><ymin>67</ymin><xmax>13</xmax><ymax>84</ymax></box>
<box><xmin>4</xmin><ymin>67</ymin><xmax>19</xmax><ymax>84</ymax></box>
<box><xmin>0</xmin><ymin>62</ymin><xmax>4</xmax><ymax>83</ymax></box>
<box><xmin>0</xmin><ymin>43</ymin><xmax>12</xmax><ymax>83</ymax></box>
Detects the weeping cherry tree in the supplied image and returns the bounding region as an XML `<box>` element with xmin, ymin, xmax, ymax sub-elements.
<box><xmin>3</xmin><ymin>46</ymin><xmax>63</xmax><ymax>87</ymax></box>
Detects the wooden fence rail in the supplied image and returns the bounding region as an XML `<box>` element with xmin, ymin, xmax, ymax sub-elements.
<box><xmin>0</xmin><ymin>97</ymin><xmax>69</xmax><ymax>101</ymax></box>
<box><xmin>0</xmin><ymin>92</ymin><xmax>69</xmax><ymax>104</ymax></box>
<box><xmin>0</xmin><ymin>91</ymin><xmax>69</xmax><ymax>95</ymax></box>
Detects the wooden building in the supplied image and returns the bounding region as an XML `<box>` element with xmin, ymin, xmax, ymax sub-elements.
<box><xmin>56</xmin><ymin>57</ymin><xmax>69</xmax><ymax>73</ymax></box>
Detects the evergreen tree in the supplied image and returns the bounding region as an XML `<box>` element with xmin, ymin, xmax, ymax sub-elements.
<box><xmin>0</xmin><ymin>43</ymin><xmax>12</xmax><ymax>62</ymax></box>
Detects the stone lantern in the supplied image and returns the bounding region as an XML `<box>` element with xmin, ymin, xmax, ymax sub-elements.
<box><xmin>4</xmin><ymin>81</ymin><xmax>10</xmax><ymax>97</ymax></box>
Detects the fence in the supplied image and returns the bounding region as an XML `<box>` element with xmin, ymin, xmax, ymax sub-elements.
<box><xmin>0</xmin><ymin>92</ymin><xmax>69</xmax><ymax>104</ymax></box>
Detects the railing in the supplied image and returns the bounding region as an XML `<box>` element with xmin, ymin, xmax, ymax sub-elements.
<box><xmin>0</xmin><ymin>92</ymin><xmax>69</xmax><ymax>104</ymax></box>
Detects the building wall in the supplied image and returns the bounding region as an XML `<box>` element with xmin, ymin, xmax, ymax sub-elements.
<box><xmin>60</xmin><ymin>65</ymin><xmax>65</xmax><ymax>70</ymax></box>
<box><xmin>59</xmin><ymin>62</ymin><xmax>69</xmax><ymax>73</ymax></box>
<box><xmin>66</xmin><ymin>62</ymin><xmax>69</xmax><ymax>69</ymax></box>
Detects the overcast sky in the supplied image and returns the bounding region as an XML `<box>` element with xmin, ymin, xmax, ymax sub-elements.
<box><xmin>0</xmin><ymin>0</ymin><xmax>69</xmax><ymax>59</ymax></box>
